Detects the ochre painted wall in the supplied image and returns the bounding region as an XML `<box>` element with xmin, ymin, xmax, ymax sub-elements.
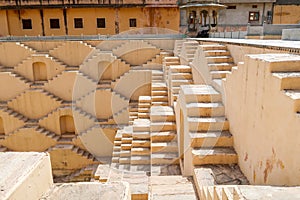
<box><xmin>7</xmin><ymin>9</ymin><xmax>43</xmax><ymax>36</ymax></box>
<box><xmin>43</xmin><ymin>9</ymin><xmax>66</xmax><ymax>36</ymax></box>
<box><xmin>273</xmin><ymin>5</ymin><xmax>300</xmax><ymax>24</ymax></box>
<box><xmin>0</xmin><ymin>10</ymin><xmax>9</xmax><ymax>36</ymax></box>
<box><xmin>2</xmin><ymin>7</ymin><xmax>179</xmax><ymax>36</ymax></box>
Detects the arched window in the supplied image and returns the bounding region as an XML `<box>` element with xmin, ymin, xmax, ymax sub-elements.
<box><xmin>60</xmin><ymin>115</ymin><xmax>75</xmax><ymax>135</ymax></box>
<box><xmin>201</xmin><ymin>10</ymin><xmax>208</xmax><ymax>26</ymax></box>
<box><xmin>32</xmin><ymin>62</ymin><xmax>47</xmax><ymax>81</ymax></box>
<box><xmin>212</xmin><ymin>10</ymin><xmax>217</xmax><ymax>26</ymax></box>
<box><xmin>0</xmin><ymin>117</ymin><xmax>4</xmax><ymax>135</ymax></box>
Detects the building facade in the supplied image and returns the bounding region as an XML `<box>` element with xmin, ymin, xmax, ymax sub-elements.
<box><xmin>273</xmin><ymin>0</ymin><xmax>300</xmax><ymax>24</ymax></box>
<box><xmin>179</xmin><ymin>0</ymin><xmax>276</xmax><ymax>33</ymax></box>
<box><xmin>0</xmin><ymin>0</ymin><xmax>179</xmax><ymax>37</ymax></box>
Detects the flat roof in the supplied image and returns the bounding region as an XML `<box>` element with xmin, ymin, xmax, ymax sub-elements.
<box><xmin>190</xmin><ymin>38</ymin><xmax>300</xmax><ymax>53</ymax></box>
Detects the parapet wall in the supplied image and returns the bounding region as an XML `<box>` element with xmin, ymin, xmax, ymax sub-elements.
<box><xmin>225</xmin><ymin>54</ymin><xmax>300</xmax><ymax>186</ymax></box>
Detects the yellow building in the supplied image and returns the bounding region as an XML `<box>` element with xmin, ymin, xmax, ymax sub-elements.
<box><xmin>0</xmin><ymin>0</ymin><xmax>179</xmax><ymax>36</ymax></box>
<box><xmin>273</xmin><ymin>0</ymin><xmax>300</xmax><ymax>24</ymax></box>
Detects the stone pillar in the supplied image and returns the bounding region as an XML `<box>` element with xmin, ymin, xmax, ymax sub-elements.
<box><xmin>208</xmin><ymin>9</ymin><xmax>213</xmax><ymax>30</ymax></box>
<box><xmin>196</xmin><ymin>9</ymin><xmax>201</xmax><ymax>32</ymax></box>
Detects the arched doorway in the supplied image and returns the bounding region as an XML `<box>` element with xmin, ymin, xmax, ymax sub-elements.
<box><xmin>188</xmin><ymin>10</ymin><xmax>197</xmax><ymax>31</ymax></box>
<box><xmin>60</xmin><ymin>115</ymin><xmax>75</xmax><ymax>135</ymax></box>
<box><xmin>33</xmin><ymin>62</ymin><xmax>47</xmax><ymax>81</ymax></box>
<box><xmin>0</xmin><ymin>117</ymin><xmax>4</xmax><ymax>135</ymax></box>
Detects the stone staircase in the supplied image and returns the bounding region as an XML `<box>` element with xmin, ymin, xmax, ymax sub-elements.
<box><xmin>130</xmin><ymin>118</ymin><xmax>151</xmax><ymax>172</ymax></box>
<box><xmin>168</xmin><ymin>64</ymin><xmax>194</xmax><ymax>106</ymax></box>
<box><xmin>150</xmin><ymin>106</ymin><xmax>180</xmax><ymax>175</ymax></box>
<box><xmin>151</xmin><ymin>65</ymin><xmax>169</xmax><ymax>107</ymax></box>
<box><xmin>186</xmin><ymin>85</ymin><xmax>237</xmax><ymax>167</ymax></box>
<box><xmin>129</xmin><ymin>101</ymin><xmax>139</xmax><ymax>125</ymax></box>
<box><xmin>163</xmin><ymin>56</ymin><xmax>180</xmax><ymax>83</ymax></box>
<box><xmin>177</xmin><ymin>85</ymin><xmax>238</xmax><ymax>178</ymax></box>
<box><xmin>201</xmin><ymin>44</ymin><xmax>235</xmax><ymax>93</ymax></box>
<box><xmin>137</xmin><ymin>96</ymin><xmax>151</xmax><ymax>119</ymax></box>
<box><xmin>180</xmin><ymin>41</ymin><xmax>199</xmax><ymax>65</ymax></box>
<box><xmin>119</xmin><ymin>126</ymin><xmax>133</xmax><ymax>171</ymax></box>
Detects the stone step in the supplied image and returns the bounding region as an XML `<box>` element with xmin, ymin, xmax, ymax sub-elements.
<box><xmin>131</xmin><ymin>155</ymin><xmax>151</xmax><ymax>165</ymax></box>
<box><xmin>181</xmin><ymin>85</ymin><xmax>222</xmax><ymax>103</ymax></box>
<box><xmin>285</xmin><ymin>90</ymin><xmax>300</xmax><ymax>112</ymax></box>
<box><xmin>138</xmin><ymin>112</ymin><xmax>150</xmax><ymax>119</ymax></box>
<box><xmin>133</xmin><ymin>119</ymin><xmax>150</xmax><ymax>132</ymax></box>
<box><xmin>131</xmin><ymin>147</ymin><xmax>151</xmax><ymax>155</ymax></box>
<box><xmin>132</xmin><ymin>131</ymin><xmax>150</xmax><ymax>139</ymax></box>
<box><xmin>150</xmin><ymin>106</ymin><xmax>175</xmax><ymax>122</ymax></box>
<box><xmin>210</xmin><ymin>70</ymin><xmax>231</xmax><ymax>79</ymax></box>
<box><xmin>120</xmin><ymin>150</ymin><xmax>131</xmax><ymax>157</ymax></box>
<box><xmin>164</xmin><ymin>61</ymin><xmax>180</xmax><ymax>66</ymax></box>
<box><xmin>151</xmin><ymin>131</ymin><xmax>177</xmax><ymax>142</ymax></box>
<box><xmin>112</xmin><ymin>151</ymin><xmax>120</xmax><ymax>157</ymax></box>
<box><xmin>121</xmin><ymin>137</ymin><xmax>132</xmax><ymax>144</ymax></box>
<box><xmin>152</xmin><ymin>95</ymin><xmax>168</xmax><ymax>102</ymax></box>
<box><xmin>171</xmin><ymin>73</ymin><xmax>193</xmax><ymax>80</ymax></box>
<box><xmin>205</xmin><ymin>50</ymin><xmax>230</xmax><ymax>57</ymax></box>
<box><xmin>113</xmin><ymin>141</ymin><xmax>122</xmax><ymax>146</ymax></box>
<box><xmin>132</xmin><ymin>140</ymin><xmax>150</xmax><ymax>148</ymax></box>
<box><xmin>152</xmin><ymin>79</ymin><xmax>164</xmax><ymax>83</ymax></box>
<box><xmin>190</xmin><ymin>131</ymin><xmax>233</xmax><ymax>148</ymax></box>
<box><xmin>208</xmin><ymin>63</ymin><xmax>234</xmax><ymax>71</ymax></box>
<box><xmin>201</xmin><ymin>44</ymin><xmax>227</xmax><ymax>51</ymax></box>
<box><xmin>111</xmin><ymin>157</ymin><xmax>119</xmax><ymax>163</ymax></box>
<box><xmin>273</xmin><ymin>72</ymin><xmax>300</xmax><ymax>90</ymax></box>
<box><xmin>139</xmin><ymin>96</ymin><xmax>152</xmax><ymax>103</ymax></box>
<box><xmin>207</xmin><ymin>56</ymin><xmax>234</xmax><ymax>64</ymax></box>
<box><xmin>152</xmin><ymin>70</ymin><xmax>163</xmax><ymax>75</ymax></box>
<box><xmin>151</xmin><ymin>142</ymin><xmax>178</xmax><ymax>153</ymax></box>
<box><xmin>164</xmin><ymin>56</ymin><xmax>180</xmax><ymax>62</ymax></box>
<box><xmin>129</xmin><ymin>116</ymin><xmax>138</xmax><ymax>121</ymax></box>
<box><xmin>169</xmin><ymin>65</ymin><xmax>192</xmax><ymax>73</ymax></box>
<box><xmin>138</xmin><ymin>107</ymin><xmax>150</xmax><ymax>113</ymax></box>
<box><xmin>113</xmin><ymin>146</ymin><xmax>121</xmax><ymax>152</ymax></box>
<box><xmin>151</xmin><ymin>101</ymin><xmax>169</xmax><ymax>106</ymax></box>
<box><xmin>151</xmin><ymin>153</ymin><xmax>179</xmax><ymax>165</ymax></box>
<box><xmin>152</xmin><ymin>76</ymin><xmax>163</xmax><ymax>80</ymax></box>
<box><xmin>138</xmin><ymin>102</ymin><xmax>151</xmax><ymax>108</ymax></box>
<box><xmin>121</xmin><ymin>144</ymin><xmax>132</xmax><ymax>150</ymax></box>
<box><xmin>171</xmin><ymin>79</ymin><xmax>193</xmax><ymax>87</ymax></box>
<box><xmin>186</xmin><ymin>102</ymin><xmax>225</xmax><ymax>117</ymax></box>
<box><xmin>187</xmin><ymin>117</ymin><xmax>229</xmax><ymax>132</ymax></box>
<box><xmin>152</xmin><ymin>90</ymin><xmax>168</xmax><ymax>96</ymax></box>
<box><xmin>119</xmin><ymin>157</ymin><xmax>131</xmax><ymax>164</ymax></box>
<box><xmin>192</xmin><ymin>148</ymin><xmax>238</xmax><ymax>166</ymax></box>
<box><xmin>152</xmin><ymin>83</ymin><xmax>167</xmax><ymax>91</ymax></box>
<box><xmin>151</xmin><ymin>122</ymin><xmax>176</xmax><ymax>132</ymax></box>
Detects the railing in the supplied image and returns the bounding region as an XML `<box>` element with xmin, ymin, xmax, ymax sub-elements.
<box><xmin>0</xmin><ymin>34</ymin><xmax>186</xmax><ymax>42</ymax></box>
<box><xmin>210</xmin><ymin>31</ymin><xmax>247</xmax><ymax>39</ymax></box>
<box><xmin>0</xmin><ymin>0</ymin><xmax>178</xmax><ymax>6</ymax></box>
